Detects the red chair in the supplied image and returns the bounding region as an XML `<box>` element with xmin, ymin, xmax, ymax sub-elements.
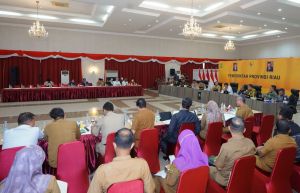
<box><xmin>254</xmin><ymin>112</ymin><xmax>263</xmax><ymax>127</ymax></box>
<box><xmin>0</xmin><ymin>146</ymin><xmax>24</xmax><ymax>181</ymax></box>
<box><xmin>222</xmin><ymin>116</ymin><xmax>254</xmax><ymax>142</ymax></box>
<box><xmin>251</xmin><ymin>147</ymin><xmax>296</xmax><ymax>193</ymax></box>
<box><xmin>108</xmin><ymin>179</ymin><xmax>143</xmax><ymax>193</ymax></box>
<box><xmin>137</xmin><ymin>128</ymin><xmax>160</xmax><ymax>173</ymax></box>
<box><xmin>176</xmin><ymin>166</ymin><xmax>209</xmax><ymax>193</ymax></box>
<box><xmin>174</xmin><ymin>122</ymin><xmax>196</xmax><ymax>156</ymax></box>
<box><xmin>199</xmin><ymin>122</ymin><xmax>223</xmax><ymax>156</ymax></box>
<box><xmin>207</xmin><ymin>156</ymin><xmax>256</xmax><ymax>193</ymax></box>
<box><xmin>57</xmin><ymin>141</ymin><xmax>89</xmax><ymax>193</ymax></box>
<box><xmin>104</xmin><ymin>132</ymin><xmax>116</xmax><ymax>163</ymax></box>
<box><xmin>253</xmin><ymin>115</ymin><xmax>275</xmax><ymax>146</ymax></box>
<box><xmin>291</xmin><ymin>164</ymin><xmax>300</xmax><ymax>193</ymax></box>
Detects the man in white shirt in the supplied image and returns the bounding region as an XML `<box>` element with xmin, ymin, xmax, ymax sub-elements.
<box><xmin>221</xmin><ymin>83</ymin><xmax>233</xmax><ymax>94</ymax></box>
<box><xmin>113</xmin><ymin>77</ymin><xmax>121</xmax><ymax>86</ymax></box>
<box><xmin>91</xmin><ymin>102</ymin><xmax>125</xmax><ymax>155</ymax></box>
<box><xmin>2</xmin><ymin>112</ymin><xmax>44</xmax><ymax>149</ymax></box>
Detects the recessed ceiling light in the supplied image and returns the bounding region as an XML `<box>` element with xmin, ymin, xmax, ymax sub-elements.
<box><xmin>174</xmin><ymin>7</ymin><xmax>199</xmax><ymax>13</ymax></box>
<box><xmin>277</xmin><ymin>35</ymin><xmax>281</xmax><ymax>38</ymax></box>
<box><xmin>28</xmin><ymin>14</ymin><xmax>58</xmax><ymax>20</ymax></box>
<box><xmin>202</xmin><ymin>33</ymin><xmax>217</xmax><ymax>37</ymax></box>
<box><xmin>282</xmin><ymin>17</ymin><xmax>286</xmax><ymax>20</ymax></box>
<box><xmin>278</xmin><ymin>8</ymin><xmax>282</xmax><ymax>12</ymax></box>
<box><xmin>70</xmin><ymin>18</ymin><xmax>96</xmax><ymax>24</ymax></box>
<box><xmin>106</xmin><ymin>6</ymin><xmax>114</xmax><ymax>13</ymax></box>
<box><xmin>204</xmin><ymin>2</ymin><xmax>224</xmax><ymax>12</ymax></box>
<box><xmin>285</xmin><ymin>27</ymin><xmax>288</xmax><ymax>30</ymax></box>
<box><xmin>0</xmin><ymin>10</ymin><xmax>23</xmax><ymax>16</ymax></box>
<box><xmin>141</xmin><ymin>1</ymin><xmax>170</xmax><ymax>9</ymax></box>
<box><xmin>155</xmin><ymin>19</ymin><xmax>159</xmax><ymax>23</ymax></box>
<box><xmin>129</xmin><ymin>18</ymin><xmax>132</xmax><ymax>22</ymax></box>
<box><xmin>263</xmin><ymin>30</ymin><xmax>282</xmax><ymax>35</ymax></box>
<box><xmin>222</xmin><ymin>35</ymin><xmax>236</xmax><ymax>39</ymax></box>
<box><xmin>242</xmin><ymin>34</ymin><xmax>258</xmax><ymax>39</ymax></box>
<box><xmin>217</xmin><ymin>20</ymin><xmax>221</xmax><ymax>23</ymax></box>
<box><xmin>288</xmin><ymin>0</ymin><xmax>300</xmax><ymax>4</ymax></box>
<box><xmin>257</xmin><ymin>12</ymin><xmax>261</xmax><ymax>15</ymax></box>
<box><xmin>148</xmin><ymin>24</ymin><xmax>151</xmax><ymax>27</ymax></box>
<box><xmin>264</xmin><ymin>24</ymin><xmax>267</xmax><ymax>27</ymax></box>
<box><xmin>240</xmin><ymin>20</ymin><xmax>243</xmax><ymax>23</ymax></box>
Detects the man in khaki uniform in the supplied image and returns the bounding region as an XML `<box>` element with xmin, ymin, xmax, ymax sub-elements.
<box><xmin>44</xmin><ymin>108</ymin><xmax>80</xmax><ymax>168</ymax></box>
<box><xmin>88</xmin><ymin>128</ymin><xmax>155</xmax><ymax>193</ymax></box>
<box><xmin>236</xmin><ymin>96</ymin><xmax>254</xmax><ymax>120</ymax></box>
<box><xmin>256</xmin><ymin>120</ymin><xmax>296</xmax><ymax>172</ymax></box>
<box><xmin>210</xmin><ymin>117</ymin><xmax>256</xmax><ymax>186</ymax></box>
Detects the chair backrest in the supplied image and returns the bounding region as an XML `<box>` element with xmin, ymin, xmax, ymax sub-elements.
<box><xmin>204</xmin><ymin>122</ymin><xmax>223</xmax><ymax>156</ymax></box>
<box><xmin>244</xmin><ymin>116</ymin><xmax>254</xmax><ymax>139</ymax></box>
<box><xmin>57</xmin><ymin>141</ymin><xmax>89</xmax><ymax>193</ymax></box>
<box><xmin>257</xmin><ymin>115</ymin><xmax>275</xmax><ymax>146</ymax></box>
<box><xmin>175</xmin><ymin>122</ymin><xmax>196</xmax><ymax>156</ymax></box>
<box><xmin>177</xmin><ymin>166</ymin><xmax>209</xmax><ymax>193</ymax></box>
<box><xmin>137</xmin><ymin>128</ymin><xmax>160</xmax><ymax>173</ymax></box>
<box><xmin>104</xmin><ymin>132</ymin><xmax>116</xmax><ymax>163</ymax></box>
<box><xmin>254</xmin><ymin>112</ymin><xmax>263</xmax><ymax>126</ymax></box>
<box><xmin>266</xmin><ymin>147</ymin><xmax>296</xmax><ymax>193</ymax></box>
<box><xmin>0</xmin><ymin>146</ymin><xmax>24</xmax><ymax>181</ymax></box>
<box><xmin>226</xmin><ymin>156</ymin><xmax>256</xmax><ymax>193</ymax></box>
<box><xmin>108</xmin><ymin>179</ymin><xmax>143</xmax><ymax>193</ymax></box>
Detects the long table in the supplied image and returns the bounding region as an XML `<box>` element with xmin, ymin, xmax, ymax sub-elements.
<box><xmin>1</xmin><ymin>86</ymin><xmax>143</xmax><ymax>102</ymax></box>
<box><xmin>159</xmin><ymin>85</ymin><xmax>283</xmax><ymax>116</ymax></box>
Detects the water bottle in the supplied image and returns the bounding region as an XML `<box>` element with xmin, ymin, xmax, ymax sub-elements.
<box><xmin>124</xmin><ymin>110</ymin><xmax>128</xmax><ymax>123</ymax></box>
<box><xmin>155</xmin><ymin>110</ymin><xmax>160</xmax><ymax>123</ymax></box>
<box><xmin>2</xmin><ymin>121</ymin><xmax>8</xmax><ymax>139</ymax></box>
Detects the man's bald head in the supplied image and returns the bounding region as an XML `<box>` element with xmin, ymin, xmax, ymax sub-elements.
<box><xmin>229</xmin><ymin>117</ymin><xmax>245</xmax><ymax>133</ymax></box>
<box><xmin>114</xmin><ymin>128</ymin><xmax>134</xmax><ymax>149</ymax></box>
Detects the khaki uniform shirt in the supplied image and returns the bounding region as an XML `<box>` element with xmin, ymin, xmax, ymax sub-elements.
<box><xmin>256</xmin><ymin>134</ymin><xmax>296</xmax><ymax>172</ymax></box>
<box><xmin>212</xmin><ymin>85</ymin><xmax>221</xmax><ymax>92</ymax></box>
<box><xmin>211</xmin><ymin>136</ymin><xmax>256</xmax><ymax>186</ymax></box>
<box><xmin>87</xmin><ymin>155</ymin><xmax>155</xmax><ymax>193</ymax></box>
<box><xmin>44</xmin><ymin>119</ymin><xmax>80</xmax><ymax>168</ymax></box>
<box><xmin>236</xmin><ymin>104</ymin><xmax>254</xmax><ymax>120</ymax></box>
<box><xmin>132</xmin><ymin>108</ymin><xmax>155</xmax><ymax>147</ymax></box>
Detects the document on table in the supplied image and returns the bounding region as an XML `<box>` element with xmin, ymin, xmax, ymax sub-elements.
<box><xmin>155</xmin><ymin>170</ymin><xmax>167</xmax><ymax>179</ymax></box>
<box><xmin>57</xmin><ymin>180</ymin><xmax>68</xmax><ymax>193</ymax></box>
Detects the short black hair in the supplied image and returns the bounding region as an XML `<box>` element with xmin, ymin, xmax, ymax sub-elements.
<box><xmin>49</xmin><ymin>108</ymin><xmax>65</xmax><ymax>120</ymax></box>
<box><xmin>18</xmin><ymin>112</ymin><xmax>35</xmax><ymax>125</ymax></box>
<box><xmin>182</xmin><ymin>97</ymin><xmax>192</xmax><ymax>109</ymax></box>
<box><xmin>103</xmin><ymin>102</ymin><xmax>114</xmax><ymax>111</ymax></box>
<box><xmin>136</xmin><ymin>98</ymin><xmax>146</xmax><ymax>108</ymax></box>
<box><xmin>271</xmin><ymin>85</ymin><xmax>277</xmax><ymax>90</ymax></box>
<box><xmin>230</xmin><ymin>117</ymin><xmax>245</xmax><ymax>133</ymax></box>
<box><xmin>279</xmin><ymin>106</ymin><xmax>293</xmax><ymax>120</ymax></box>
<box><xmin>114</xmin><ymin>128</ymin><xmax>134</xmax><ymax>149</ymax></box>
<box><xmin>224</xmin><ymin>83</ymin><xmax>228</xmax><ymax>86</ymax></box>
<box><xmin>276</xmin><ymin>120</ymin><xmax>290</xmax><ymax>134</ymax></box>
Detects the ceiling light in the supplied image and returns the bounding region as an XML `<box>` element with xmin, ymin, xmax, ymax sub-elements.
<box><xmin>148</xmin><ymin>24</ymin><xmax>151</xmax><ymax>27</ymax></box>
<box><xmin>28</xmin><ymin>1</ymin><xmax>48</xmax><ymax>39</ymax></box>
<box><xmin>240</xmin><ymin>20</ymin><xmax>243</xmax><ymax>23</ymax></box>
<box><xmin>278</xmin><ymin>8</ymin><xmax>282</xmax><ymax>12</ymax></box>
<box><xmin>263</xmin><ymin>30</ymin><xmax>282</xmax><ymax>35</ymax></box>
<box><xmin>0</xmin><ymin>10</ymin><xmax>23</xmax><ymax>16</ymax></box>
<box><xmin>129</xmin><ymin>18</ymin><xmax>132</xmax><ymax>22</ymax></box>
<box><xmin>242</xmin><ymin>34</ymin><xmax>258</xmax><ymax>39</ymax></box>
<box><xmin>285</xmin><ymin>27</ymin><xmax>288</xmax><ymax>30</ymax></box>
<box><xmin>28</xmin><ymin>14</ymin><xmax>58</xmax><ymax>20</ymax></box>
<box><xmin>70</xmin><ymin>18</ymin><xmax>96</xmax><ymax>24</ymax></box>
<box><xmin>282</xmin><ymin>17</ymin><xmax>286</xmax><ymax>20</ymax></box>
<box><xmin>155</xmin><ymin>19</ymin><xmax>159</xmax><ymax>23</ymax></box>
<box><xmin>182</xmin><ymin>16</ymin><xmax>202</xmax><ymax>39</ymax></box>
<box><xmin>175</xmin><ymin>7</ymin><xmax>199</xmax><ymax>13</ymax></box>
<box><xmin>239</xmin><ymin>24</ymin><xmax>243</xmax><ymax>27</ymax></box>
<box><xmin>224</xmin><ymin>40</ymin><xmax>235</xmax><ymax>51</ymax></box>
<box><xmin>287</xmin><ymin>0</ymin><xmax>300</xmax><ymax>4</ymax></box>
<box><xmin>141</xmin><ymin>1</ymin><xmax>170</xmax><ymax>9</ymax></box>
<box><xmin>204</xmin><ymin>2</ymin><xmax>224</xmax><ymax>12</ymax></box>
<box><xmin>106</xmin><ymin>6</ymin><xmax>114</xmax><ymax>13</ymax></box>
<box><xmin>202</xmin><ymin>33</ymin><xmax>217</xmax><ymax>37</ymax></box>
<box><xmin>257</xmin><ymin>12</ymin><xmax>261</xmax><ymax>15</ymax></box>
<box><xmin>102</xmin><ymin>14</ymin><xmax>108</xmax><ymax>21</ymax></box>
<box><xmin>277</xmin><ymin>35</ymin><xmax>281</xmax><ymax>37</ymax></box>
<box><xmin>264</xmin><ymin>24</ymin><xmax>267</xmax><ymax>27</ymax></box>
<box><xmin>217</xmin><ymin>20</ymin><xmax>221</xmax><ymax>23</ymax></box>
<box><xmin>222</xmin><ymin>35</ymin><xmax>236</xmax><ymax>39</ymax></box>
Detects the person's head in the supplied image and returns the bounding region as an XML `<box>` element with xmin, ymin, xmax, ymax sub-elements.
<box><xmin>270</xmin><ymin>85</ymin><xmax>276</xmax><ymax>92</ymax></box>
<box><xmin>49</xmin><ymin>108</ymin><xmax>65</xmax><ymax>120</ymax></box>
<box><xmin>248</xmin><ymin>84</ymin><xmax>253</xmax><ymax>90</ymax></box>
<box><xmin>214</xmin><ymin>81</ymin><xmax>219</xmax><ymax>86</ymax></box>
<box><xmin>236</xmin><ymin>95</ymin><xmax>246</xmax><ymax>107</ymax></box>
<box><xmin>113</xmin><ymin>128</ymin><xmax>134</xmax><ymax>156</ymax></box>
<box><xmin>17</xmin><ymin>112</ymin><xmax>36</xmax><ymax>126</ymax></box>
<box><xmin>120</xmin><ymin>77</ymin><xmax>124</xmax><ymax>80</ymax></box>
<box><xmin>83</xmin><ymin>78</ymin><xmax>86</xmax><ymax>82</ymax></box>
<box><xmin>182</xmin><ymin>97</ymin><xmax>192</xmax><ymax>110</ymax></box>
<box><xmin>229</xmin><ymin>117</ymin><xmax>245</xmax><ymax>135</ymax></box>
<box><xmin>207</xmin><ymin>100</ymin><xmax>219</xmax><ymax>113</ymax></box>
<box><xmin>278</xmin><ymin>106</ymin><xmax>293</xmax><ymax>120</ymax></box>
<box><xmin>131</xmin><ymin>79</ymin><xmax>135</xmax><ymax>82</ymax></box>
<box><xmin>224</xmin><ymin>83</ymin><xmax>228</xmax><ymax>88</ymax></box>
<box><xmin>136</xmin><ymin>98</ymin><xmax>146</xmax><ymax>109</ymax></box>
<box><xmin>71</xmin><ymin>79</ymin><xmax>75</xmax><ymax>82</ymax></box>
<box><xmin>103</xmin><ymin>102</ymin><xmax>114</xmax><ymax>115</ymax></box>
<box><xmin>278</xmin><ymin>89</ymin><xmax>285</xmax><ymax>96</ymax></box>
<box><xmin>275</xmin><ymin>120</ymin><xmax>291</xmax><ymax>135</ymax></box>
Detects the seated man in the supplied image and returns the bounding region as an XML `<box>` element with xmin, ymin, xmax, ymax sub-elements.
<box><xmin>277</xmin><ymin>89</ymin><xmax>288</xmax><ymax>102</ymax></box>
<box><xmin>221</xmin><ymin>83</ymin><xmax>233</xmax><ymax>94</ymax></box>
<box><xmin>113</xmin><ymin>77</ymin><xmax>121</xmax><ymax>86</ymax></box>
<box><xmin>198</xmin><ymin>81</ymin><xmax>206</xmax><ymax>90</ymax></box>
<box><xmin>96</xmin><ymin>78</ymin><xmax>105</xmax><ymax>86</ymax></box>
<box><xmin>68</xmin><ymin>79</ymin><xmax>76</xmax><ymax>87</ymax></box>
<box><xmin>80</xmin><ymin>78</ymin><xmax>89</xmax><ymax>86</ymax></box>
<box><xmin>210</xmin><ymin>117</ymin><xmax>256</xmax><ymax>187</ymax></box>
<box><xmin>246</xmin><ymin>84</ymin><xmax>257</xmax><ymax>98</ymax></box>
<box><xmin>238</xmin><ymin>84</ymin><xmax>248</xmax><ymax>95</ymax></box>
<box><xmin>87</xmin><ymin>128</ymin><xmax>155</xmax><ymax>193</ymax></box>
<box><xmin>265</xmin><ymin>85</ymin><xmax>278</xmax><ymax>100</ymax></box>
<box><xmin>2</xmin><ymin>112</ymin><xmax>43</xmax><ymax>149</ymax></box>
<box><xmin>236</xmin><ymin>95</ymin><xmax>253</xmax><ymax>120</ymax></box>
<box><xmin>132</xmin><ymin>98</ymin><xmax>155</xmax><ymax>148</ymax></box>
<box><xmin>161</xmin><ymin>97</ymin><xmax>200</xmax><ymax>153</ymax></box>
<box><xmin>191</xmin><ymin>80</ymin><xmax>198</xmax><ymax>89</ymax></box>
<box><xmin>44</xmin><ymin>78</ymin><xmax>54</xmax><ymax>87</ymax></box>
<box><xmin>212</xmin><ymin>81</ymin><xmax>221</xmax><ymax>92</ymax></box>
<box><xmin>256</xmin><ymin>120</ymin><xmax>296</xmax><ymax>172</ymax></box>
<box><xmin>122</xmin><ymin>78</ymin><xmax>129</xmax><ymax>86</ymax></box>
<box><xmin>91</xmin><ymin>102</ymin><xmax>125</xmax><ymax>155</ymax></box>
<box><xmin>44</xmin><ymin>108</ymin><xmax>80</xmax><ymax>168</ymax></box>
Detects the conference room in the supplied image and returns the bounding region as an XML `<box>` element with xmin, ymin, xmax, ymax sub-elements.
<box><xmin>0</xmin><ymin>0</ymin><xmax>300</xmax><ymax>193</ymax></box>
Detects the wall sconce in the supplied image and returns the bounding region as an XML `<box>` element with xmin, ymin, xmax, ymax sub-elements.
<box><xmin>89</xmin><ymin>65</ymin><xmax>98</xmax><ymax>74</ymax></box>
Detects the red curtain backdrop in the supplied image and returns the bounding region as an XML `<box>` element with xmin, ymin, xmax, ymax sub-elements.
<box><xmin>105</xmin><ymin>60</ymin><xmax>165</xmax><ymax>89</ymax></box>
<box><xmin>41</xmin><ymin>58</ymin><xmax>82</xmax><ymax>85</ymax></box>
<box><xmin>0</xmin><ymin>56</ymin><xmax>40</xmax><ymax>89</ymax></box>
<box><xmin>180</xmin><ymin>62</ymin><xmax>219</xmax><ymax>83</ymax></box>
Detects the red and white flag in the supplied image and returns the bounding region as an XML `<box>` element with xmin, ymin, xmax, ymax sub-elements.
<box><xmin>210</xmin><ymin>69</ymin><xmax>215</xmax><ymax>82</ymax></box>
<box><xmin>206</xmin><ymin>69</ymin><xmax>210</xmax><ymax>81</ymax></box>
<box><xmin>198</xmin><ymin>68</ymin><xmax>202</xmax><ymax>80</ymax></box>
<box><xmin>202</xmin><ymin>69</ymin><xmax>206</xmax><ymax>80</ymax></box>
<box><xmin>214</xmin><ymin>69</ymin><xmax>219</xmax><ymax>82</ymax></box>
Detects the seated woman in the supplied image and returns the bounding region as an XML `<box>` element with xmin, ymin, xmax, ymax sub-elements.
<box><xmin>129</xmin><ymin>79</ymin><xmax>137</xmax><ymax>86</ymax></box>
<box><xmin>44</xmin><ymin>78</ymin><xmax>54</xmax><ymax>87</ymax></box>
<box><xmin>238</xmin><ymin>84</ymin><xmax>248</xmax><ymax>95</ymax></box>
<box><xmin>155</xmin><ymin>130</ymin><xmax>208</xmax><ymax>193</ymax></box>
<box><xmin>200</xmin><ymin>100</ymin><xmax>223</xmax><ymax>139</ymax></box>
<box><xmin>0</xmin><ymin>145</ymin><xmax>60</xmax><ymax>193</ymax></box>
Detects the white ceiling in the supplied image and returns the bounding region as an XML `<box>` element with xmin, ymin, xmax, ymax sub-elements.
<box><xmin>0</xmin><ymin>0</ymin><xmax>300</xmax><ymax>44</ymax></box>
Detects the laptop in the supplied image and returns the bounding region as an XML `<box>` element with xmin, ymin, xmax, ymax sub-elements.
<box><xmin>159</xmin><ymin>112</ymin><xmax>172</xmax><ymax>121</ymax></box>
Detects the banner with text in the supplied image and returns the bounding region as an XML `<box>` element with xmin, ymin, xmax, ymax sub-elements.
<box><xmin>219</xmin><ymin>58</ymin><xmax>300</xmax><ymax>93</ymax></box>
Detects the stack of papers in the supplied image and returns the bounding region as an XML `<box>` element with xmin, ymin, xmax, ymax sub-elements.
<box><xmin>57</xmin><ymin>180</ymin><xmax>68</xmax><ymax>193</ymax></box>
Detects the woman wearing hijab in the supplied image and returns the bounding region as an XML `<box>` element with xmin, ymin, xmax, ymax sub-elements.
<box><xmin>0</xmin><ymin>145</ymin><xmax>60</xmax><ymax>193</ymax></box>
<box><xmin>155</xmin><ymin>130</ymin><xmax>208</xmax><ymax>193</ymax></box>
<box><xmin>200</xmin><ymin>100</ymin><xmax>223</xmax><ymax>139</ymax></box>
